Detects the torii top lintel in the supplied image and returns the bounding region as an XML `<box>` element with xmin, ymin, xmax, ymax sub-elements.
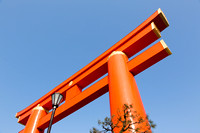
<box><xmin>16</xmin><ymin>8</ymin><xmax>171</xmax><ymax>132</ymax></box>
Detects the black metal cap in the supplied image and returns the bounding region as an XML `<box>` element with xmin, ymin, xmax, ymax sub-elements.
<box><xmin>51</xmin><ymin>92</ymin><xmax>63</xmax><ymax>108</ymax></box>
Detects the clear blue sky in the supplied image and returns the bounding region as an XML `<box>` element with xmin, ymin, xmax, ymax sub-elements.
<box><xmin>0</xmin><ymin>0</ymin><xmax>200</xmax><ymax>133</ymax></box>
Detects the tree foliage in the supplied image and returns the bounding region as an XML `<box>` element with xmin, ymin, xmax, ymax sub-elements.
<box><xmin>90</xmin><ymin>104</ymin><xmax>156</xmax><ymax>133</ymax></box>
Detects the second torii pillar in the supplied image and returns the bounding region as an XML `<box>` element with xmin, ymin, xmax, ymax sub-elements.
<box><xmin>108</xmin><ymin>51</ymin><xmax>150</xmax><ymax>132</ymax></box>
<box><xmin>23</xmin><ymin>105</ymin><xmax>47</xmax><ymax>133</ymax></box>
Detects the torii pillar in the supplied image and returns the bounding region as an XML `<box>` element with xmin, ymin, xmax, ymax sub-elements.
<box><xmin>108</xmin><ymin>51</ymin><xmax>149</xmax><ymax>132</ymax></box>
<box><xmin>23</xmin><ymin>105</ymin><xmax>48</xmax><ymax>133</ymax></box>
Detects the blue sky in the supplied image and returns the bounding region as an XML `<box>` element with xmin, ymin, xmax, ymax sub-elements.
<box><xmin>0</xmin><ymin>0</ymin><xmax>200</xmax><ymax>133</ymax></box>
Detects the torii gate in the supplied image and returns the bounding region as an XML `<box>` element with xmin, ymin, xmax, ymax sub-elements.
<box><xmin>16</xmin><ymin>8</ymin><xmax>171</xmax><ymax>133</ymax></box>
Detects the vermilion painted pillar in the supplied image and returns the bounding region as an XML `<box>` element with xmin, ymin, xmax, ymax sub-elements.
<box><xmin>23</xmin><ymin>105</ymin><xmax>48</xmax><ymax>133</ymax></box>
<box><xmin>108</xmin><ymin>51</ymin><xmax>150</xmax><ymax>132</ymax></box>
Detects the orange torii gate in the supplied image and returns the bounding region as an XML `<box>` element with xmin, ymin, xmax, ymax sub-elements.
<box><xmin>16</xmin><ymin>8</ymin><xmax>171</xmax><ymax>133</ymax></box>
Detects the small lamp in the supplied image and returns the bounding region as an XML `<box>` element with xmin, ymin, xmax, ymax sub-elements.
<box><xmin>47</xmin><ymin>92</ymin><xmax>63</xmax><ymax>133</ymax></box>
<box><xmin>52</xmin><ymin>92</ymin><xmax>63</xmax><ymax>108</ymax></box>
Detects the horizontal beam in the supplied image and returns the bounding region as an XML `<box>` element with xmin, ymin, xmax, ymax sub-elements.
<box><xmin>16</xmin><ymin>8</ymin><xmax>169</xmax><ymax>123</ymax></box>
<box><xmin>17</xmin><ymin>21</ymin><xmax>163</xmax><ymax>125</ymax></box>
<box><xmin>129</xmin><ymin>40</ymin><xmax>172</xmax><ymax>75</ymax></box>
<box><xmin>36</xmin><ymin>40</ymin><xmax>171</xmax><ymax>130</ymax></box>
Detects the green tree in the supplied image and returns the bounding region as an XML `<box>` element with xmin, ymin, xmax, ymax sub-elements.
<box><xmin>90</xmin><ymin>104</ymin><xmax>156</xmax><ymax>133</ymax></box>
